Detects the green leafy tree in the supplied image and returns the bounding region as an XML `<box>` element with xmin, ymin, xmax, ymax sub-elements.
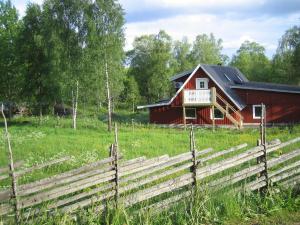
<box><xmin>0</xmin><ymin>0</ymin><xmax>21</xmax><ymax>107</ymax></box>
<box><xmin>172</xmin><ymin>37</ymin><xmax>193</xmax><ymax>73</ymax></box>
<box><xmin>85</xmin><ymin>0</ymin><xmax>125</xmax><ymax>131</ymax></box>
<box><xmin>272</xmin><ymin>26</ymin><xmax>300</xmax><ymax>84</ymax></box>
<box><xmin>18</xmin><ymin>3</ymin><xmax>60</xmax><ymax>115</ymax></box>
<box><xmin>122</xmin><ymin>76</ymin><xmax>140</xmax><ymax>112</ymax></box>
<box><xmin>231</xmin><ymin>41</ymin><xmax>271</xmax><ymax>81</ymax></box>
<box><xmin>128</xmin><ymin>30</ymin><xmax>173</xmax><ymax>103</ymax></box>
<box><xmin>189</xmin><ymin>33</ymin><xmax>226</xmax><ymax>66</ymax></box>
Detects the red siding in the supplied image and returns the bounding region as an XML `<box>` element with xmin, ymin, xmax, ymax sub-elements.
<box><xmin>236</xmin><ymin>89</ymin><xmax>300</xmax><ymax>124</ymax></box>
<box><xmin>150</xmin><ymin>106</ymin><xmax>234</xmax><ymax>125</ymax></box>
<box><xmin>150</xmin><ymin>68</ymin><xmax>300</xmax><ymax>125</ymax></box>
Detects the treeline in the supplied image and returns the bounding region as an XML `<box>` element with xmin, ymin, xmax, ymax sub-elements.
<box><xmin>1</xmin><ymin>0</ymin><xmax>300</xmax><ymax>116</ymax></box>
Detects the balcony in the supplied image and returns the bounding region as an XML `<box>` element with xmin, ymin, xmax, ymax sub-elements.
<box><xmin>183</xmin><ymin>89</ymin><xmax>215</xmax><ymax>106</ymax></box>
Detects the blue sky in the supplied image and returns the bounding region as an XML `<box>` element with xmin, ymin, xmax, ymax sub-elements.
<box><xmin>12</xmin><ymin>0</ymin><xmax>300</xmax><ymax>58</ymax></box>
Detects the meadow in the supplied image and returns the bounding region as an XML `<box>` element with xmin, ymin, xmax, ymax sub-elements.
<box><xmin>1</xmin><ymin>111</ymin><xmax>300</xmax><ymax>225</ymax></box>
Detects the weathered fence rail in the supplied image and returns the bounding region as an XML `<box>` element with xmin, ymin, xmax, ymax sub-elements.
<box><xmin>1</xmin><ymin>108</ymin><xmax>300</xmax><ymax>223</ymax></box>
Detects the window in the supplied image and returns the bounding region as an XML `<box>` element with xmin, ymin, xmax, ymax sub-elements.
<box><xmin>196</xmin><ymin>78</ymin><xmax>208</xmax><ymax>89</ymax></box>
<box><xmin>253</xmin><ymin>105</ymin><xmax>263</xmax><ymax>119</ymax></box>
<box><xmin>211</xmin><ymin>108</ymin><xmax>224</xmax><ymax>120</ymax></box>
<box><xmin>185</xmin><ymin>108</ymin><xmax>196</xmax><ymax>119</ymax></box>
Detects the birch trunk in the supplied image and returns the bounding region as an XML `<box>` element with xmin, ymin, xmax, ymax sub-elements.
<box><xmin>105</xmin><ymin>55</ymin><xmax>112</xmax><ymax>132</ymax></box>
<box><xmin>72</xmin><ymin>81</ymin><xmax>79</xmax><ymax>130</ymax></box>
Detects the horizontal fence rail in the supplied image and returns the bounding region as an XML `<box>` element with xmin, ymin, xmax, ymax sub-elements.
<box><xmin>1</xmin><ymin>124</ymin><xmax>300</xmax><ymax>223</ymax></box>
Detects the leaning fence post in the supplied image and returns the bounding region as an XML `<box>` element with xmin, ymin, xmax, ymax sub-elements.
<box><xmin>258</xmin><ymin>103</ymin><xmax>268</xmax><ymax>193</ymax></box>
<box><xmin>113</xmin><ymin>123</ymin><xmax>119</xmax><ymax>208</ymax></box>
<box><xmin>1</xmin><ymin>104</ymin><xmax>20</xmax><ymax>223</ymax></box>
<box><xmin>190</xmin><ymin>125</ymin><xmax>197</xmax><ymax>187</ymax></box>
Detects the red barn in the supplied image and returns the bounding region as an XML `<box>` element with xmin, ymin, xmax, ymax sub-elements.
<box><xmin>137</xmin><ymin>64</ymin><xmax>300</xmax><ymax>128</ymax></box>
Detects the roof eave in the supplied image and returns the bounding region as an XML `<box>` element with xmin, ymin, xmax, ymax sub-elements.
<box><xmin>231</xmin><ymin>86</ymin><xmax>300</xmax><ymax>94</ymax></box>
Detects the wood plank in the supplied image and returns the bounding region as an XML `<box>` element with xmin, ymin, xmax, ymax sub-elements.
<box><xmin>123</xmin><ymin>173</ymin><xmax>194</xmax><ymax>207</ymax></box>
<box><xmin>271</xmin><ymin>167</ymin><xmax>300</xmax><ymax>183</ymax></box>
<box><xmin>267</xmin><ymin>137</ymin><xmax>300</xmax><ymax>153</ymax></box>
<box><xmin>196</xmin><ymin>146</ymin><xmax>264</xmax><ymax>180</ymax></box>
<box><xmin>19</xmin><ymin>166</ymin><xmax>114</xmax><ymax>196</ymax></box>
<box><xmin>207</xmin><ymin>163</ymin><xmax>265</xmax><ymax>189</ymax></box>
<box><xmin>17</xmin><ymin>157</ymin><xmax>117</xmax><ymax>192</ymax></box>
<box><xmin>48</xmin><ymin>183</ymin><xmax>114</xmax><ymax>210</ymax></box>
<box><xmin>269</xmin><ymin>161</ymin><xmax>300</xmax><ymax>178</ymax></box>
<box><xmin>281</xmin><ymin>174</ymin><xmax>300</xmax><ymax>187</ymax></box>
<box><xmin>120</xmin><ymin>148</ymin><xmax>212</xmax><ymax>184</ymax></box>
<box><xmin>119</xmin><ymin>155</ymin><xmax>169</xmax><ymax>176</ymax></box>
<box><xmin>15</xmin><ymin>156</ymin><xmax>71</xmax><ymax>177</ymax></box>
<box><xmin>60</xmin><ymin>190</ymin><xmax>116</xmax><ymax>213</ymax></box>
<box><xmin>201</xmin><ymin>143</ymin><xmax>248</xmax><ymax>163</ymax></box>
<box><xmin>141</xmin><ymin>189</ymin><xmax>192</xmax><ymax>213</ymax></box>
<box><xmin>120</xmin><ymin>162</ymin><xmax>193</xmax><ymax>193</ymax></box>
<box><xmin>268</xmin><ymin>149</ymin><xmax>300</xmax><ymax>168</ymax></box>
<box><xmin>0</xmin><ymin>190</ymin><xmax>11</xmax><ymax>202</ymax></box>
<box><xmin>19</xmin><ymin>171</ymin><xmax>115</xmax><ymax>209</ymax></box>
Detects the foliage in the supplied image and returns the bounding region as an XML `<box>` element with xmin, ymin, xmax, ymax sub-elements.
<box><xmin>0</xmin><ymin>0</ymin><xmax>21</xmax><ymax>102</ymax></box>
<box><xmin>231</xmin><ymin>40</ymin><xmax>271</xmax><ymax>82</ymax></box>
<box><xmin>127</xmin><ymin>30</ymin><xmax>173</xmax><ymax>103</ymax></box>
<box><xmin>271</xmin><ymin>26</ymin><xmax>300</xmax><ymax>85</ymax></box>
<box><xmin>189</xmin><ymin>33</ymin><xmax>227</xmax><ymax>66</ymax></box>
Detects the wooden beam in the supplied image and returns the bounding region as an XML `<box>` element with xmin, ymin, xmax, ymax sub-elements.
<box><xmin>183</xmin><ymin>105</ymin><xmax>186</xmax><ymax>130</ymax></box>
<box><xmin>212</xmin><ymin>105</ymin><xmax>215</xmax><ymax>131</ymax></box>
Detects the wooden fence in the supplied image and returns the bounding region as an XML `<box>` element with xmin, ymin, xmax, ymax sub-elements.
<box><xmin>1</xmin><ymin>111</ymin><xmax>300</xmax><ymax>223</ymax></box>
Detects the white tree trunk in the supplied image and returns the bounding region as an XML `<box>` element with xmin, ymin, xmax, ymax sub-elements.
<box><xmin>105</xmin><ymin>56</ymin><xmax>112</xmax><ymax>132</ymax></box>
<box><xmin>72</xmin><ymin>80</ymin><xmax>79</xmax><ymax>130</ymax></box>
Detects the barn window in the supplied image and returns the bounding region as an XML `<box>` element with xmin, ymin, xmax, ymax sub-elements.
<box><xmin>196</xmin><ymin>78</ymin><xmax>208</xmax><ymax>89</ymax></box>
<box><xmin>185</xmin><ymin>108</ymin><xmax>196</xmax><ymax>119</ymax></box>
<box><xmin>211</xmin><ymin>108</ymin><xmax>224</xmax><ymax>120</ymax></box>
<box><xmin>253</xmin><ymin>105</ymin><xmax>262</xmax><ymax>119</ymax></box>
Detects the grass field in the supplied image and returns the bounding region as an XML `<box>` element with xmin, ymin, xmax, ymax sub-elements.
<box><xmin>1</xmin><ymin>111</ymin><xmax>300</xmax><ymax>224</ymax></box>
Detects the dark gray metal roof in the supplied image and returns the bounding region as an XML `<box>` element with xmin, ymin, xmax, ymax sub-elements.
<box><xmin>170</xmin><ymin>69</ymin><xmax>194</xmax><ymax>81</ymax></box>
<box><xmin>200</xmin><ymin>65</ymin><xmax>248</xmax><ymax>109</ymax></box>
<box><xmin>231</xmin><ymin>81</ymin><xmax>300</xmax><ymax>94</ymax></box>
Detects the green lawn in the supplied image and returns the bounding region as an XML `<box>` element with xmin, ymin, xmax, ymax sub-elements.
<box><xmin>1</xmin><ymin>113</ymin><xmax>300</xmax><ymax>169</ymax></box>
<box><xmin>1</xmin><ymin>112</ymin><xmax>300</xmax><ymax>225</ymax></box>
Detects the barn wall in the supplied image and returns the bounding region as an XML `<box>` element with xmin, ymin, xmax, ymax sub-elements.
<box><xmin>150</xmin><ymin>105</ymin><xmax>234</xmax><ymax>125</ymax></box>
<box><xmin>236</xmin><ymin>89</ymin><xmax>300</xmax><ymax>124</ymax></box>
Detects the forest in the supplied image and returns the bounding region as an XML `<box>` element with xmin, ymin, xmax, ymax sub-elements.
<box><xmin>0</xmin><ymin>0</ymin><xmax>300</xmax><ymax>119</ymax></box>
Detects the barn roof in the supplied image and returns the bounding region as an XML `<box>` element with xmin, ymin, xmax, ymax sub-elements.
<box><xmin>170</xmin><ymin>69</ymin><xmax>194</xmax><ymax>81</ymax></box>
<box><xmin>231</xmin><ymin>81</ymin><xmax>300</xmax><ymax>94</ymax></box>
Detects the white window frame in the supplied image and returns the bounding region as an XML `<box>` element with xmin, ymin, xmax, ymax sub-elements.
<box><xmin>185</xmin><ymin>108</ymin><xmax>197</xmax><ymax>119</ymax></box>
<box><xmin>253</xmin><ymin>105</ymin><xmax>262</xmax><ymax>119</ymax></box>
<box><xmin>210</xmin><ymin>108</ymin><xmax>224</xmax><ymax>120</ymax></box>
<box><xmin>196</xmin><ymin>78</ymin><xmax>208</xmax><ymax>90</ymax></box>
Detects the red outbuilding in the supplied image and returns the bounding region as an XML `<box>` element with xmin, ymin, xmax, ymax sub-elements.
<box><xmin>137</xmin><ymin>64</ymin><xmax>300</xmax><ymax>128</ymax></box>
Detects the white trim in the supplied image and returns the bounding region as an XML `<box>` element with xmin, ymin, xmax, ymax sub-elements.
<box><xmin>200</xmin><ymin>65</ymin><xmax>244</xmax><ymax>110</ymax></box>
<box><xmin>196</xmin><ymin>78</ymin><xmax>208</xmax><ymax>89</ymax></box>
<box><xmin>231</xmin><ymin>86</ymin><xmax>300</xmax><ymax>94</ymax></box>
<box><xmin>185</xmin><ymin>108</ymin><xmax>197</xmax><ymax>119</ymax></box>
<box><xmin>210</xmin><ymin>108</ymin><xmax>224</xmax><ymax>120</ymax></box>
<box><xmin>252</xmin><ymin>105</ymin><xmax>262</xmax><ymax>119</ymax></box>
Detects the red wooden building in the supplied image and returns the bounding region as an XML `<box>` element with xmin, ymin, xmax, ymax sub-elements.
<box><xmin>137</xmin><ymin>64</ymin><xmax>300</xmax><ymax>128</ymax></box>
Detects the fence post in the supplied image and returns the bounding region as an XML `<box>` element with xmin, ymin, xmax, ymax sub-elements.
<box><xmin>190</xmin><ymin>125</ymin><xmax>197</xmax><ymax>187</ymax></box>
<box><xmin>1</xmin><ymin>104</ymin><xmax>20</xmax><ymax>223</ymax></box>
<box><xmin>113</xmin><ymin>123</ymin><xmax>119</xmax><ymax>207</ymax></box>
<box><xmin>258</xmin><ymin>103</ymin><xmax>269</xmax><ymax>193</ymax></box>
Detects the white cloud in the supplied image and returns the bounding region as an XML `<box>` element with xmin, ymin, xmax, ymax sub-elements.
<box><xmin>125</xmin><ymin>13</ymin><xmax>299</xmax><ymax>57</ymax></box>
<box><xmin>12</xmin><ymin>0</ymin><xmax>44</xmax><ymax>17</ymax></box>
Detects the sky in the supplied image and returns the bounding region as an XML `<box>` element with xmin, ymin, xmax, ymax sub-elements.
<box><xmin>12</xmin><ymin>0</ymin><xmax>300</xmax><ymax>58</ymax></box>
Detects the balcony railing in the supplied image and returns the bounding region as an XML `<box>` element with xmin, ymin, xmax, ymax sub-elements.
<box><xmin>183</xmin><ymin>89</ymin><xmax>213</xmax><ymax>105</ymax></box>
